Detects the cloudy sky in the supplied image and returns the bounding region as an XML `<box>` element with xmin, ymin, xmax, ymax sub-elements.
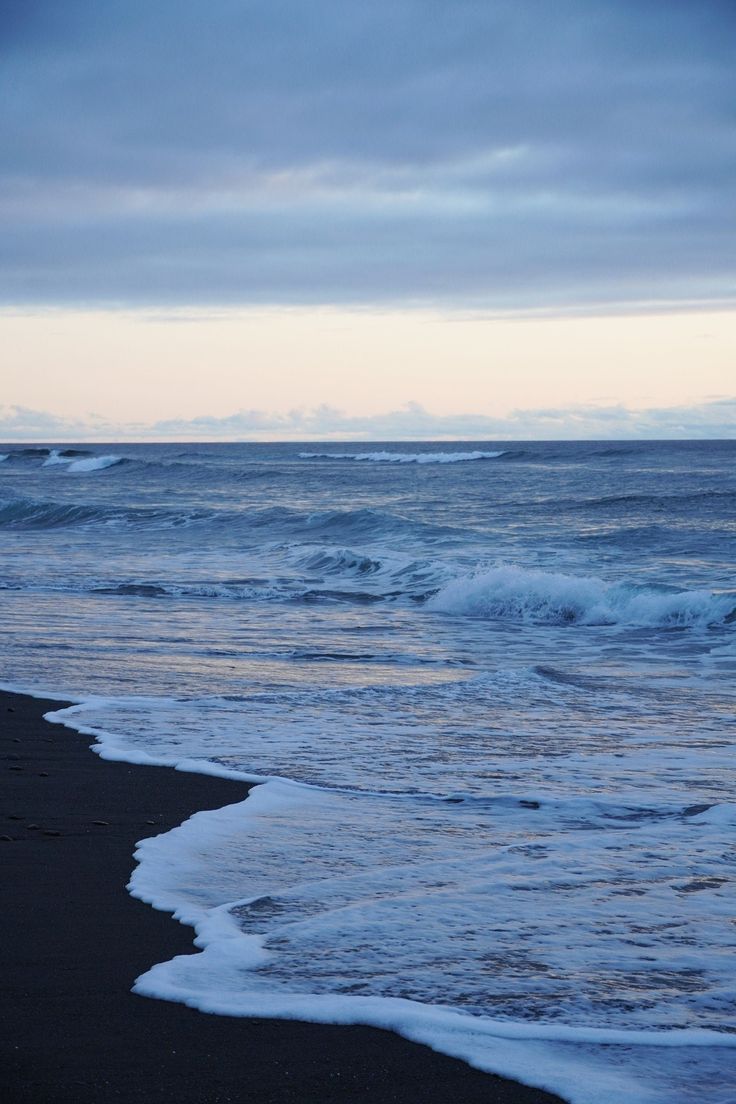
<box><xmin>2</xmin><ymin>0</ymin><xmax>734</xmax><ymax>439</ymax></box>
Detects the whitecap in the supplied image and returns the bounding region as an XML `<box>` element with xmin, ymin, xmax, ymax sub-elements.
<box><xmin>300</xmin><ymin>450</ymin><xmax>506</xmax><ymax>463</ymax></box>
<box><xmin>43</xmin><ymin>449</ymin><xmax>74</xmax><ymax>466</ymax></box>
<box><xmin>66</xmin><ymin>454</ymin><xmax>124</xmax><ymax>473</ymax></box>
<box><xmin>428</xmin><ymin>565</ymin><xmax>734</xmax><ymax>628</ymax></box>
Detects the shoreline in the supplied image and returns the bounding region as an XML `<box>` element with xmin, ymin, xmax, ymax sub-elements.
<box><xmin>1</xmin><ymin>687</ymin><xmax>565</xmax><ymax>1104</ymax></box>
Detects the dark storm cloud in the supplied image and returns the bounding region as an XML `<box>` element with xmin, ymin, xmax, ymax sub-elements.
<box><xmin>1</xmin><ymin>0</ymin><xmax>734</xmax><ymax>308</ymax></box>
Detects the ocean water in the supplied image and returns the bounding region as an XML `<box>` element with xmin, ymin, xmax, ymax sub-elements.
<box><xmin>1</xmin><ymin>440</ymin><xmax>734</xmax><ymax>1103</ymax></box>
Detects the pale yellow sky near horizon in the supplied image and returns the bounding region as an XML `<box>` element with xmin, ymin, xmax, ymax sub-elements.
<box><xmin>2</xmin><ymin>305</ymin><xmax>735</xmax><ymax>424</ymax></box>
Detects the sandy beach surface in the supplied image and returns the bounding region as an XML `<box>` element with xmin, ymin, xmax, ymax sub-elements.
<box><xmin>1</xmin><ymin>688</ymin><xmax>565</xmax><ymax>1104</ymax></box>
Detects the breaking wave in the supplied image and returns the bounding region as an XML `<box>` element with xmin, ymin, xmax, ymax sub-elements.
<box><xmin>66</xmin><ymin>453</ymin><xmax>125</xmax><ymax>473</ymax></box>
<box><xmin>427</xmin><ymin>565</ymin><xmax>735</xmax><ymax>627</ymax></box>
<box><xmin>43</xmin><ymin>450</ymin><xmax>73</xmax><ymax>467</ymax></box>
<box><xmin>300</xmin><ymin>450</ymin><xmax>506</xmax><ymax>463</ymax></box>
<box><xmin>42</xmin><ymin>448</ymin><xmax>96</xmax><ymax>466</ymax></box>
<box><xmin>0</xmin><ymin>446</ymin><xmax>122</xmax><ymax>472</ymax></box>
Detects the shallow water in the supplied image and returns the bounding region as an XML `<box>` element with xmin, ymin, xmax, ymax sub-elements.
<box><xmin>2</xmin><ymin>440</ymin><xmax>734</xmax><ymax>1103</ymax></box>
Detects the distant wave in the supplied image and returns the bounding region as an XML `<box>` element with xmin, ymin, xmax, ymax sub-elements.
<box><xmin>43</xmin><ymin>450</ymin><xmax>71</xmax><ymax>467</ymax></box>
<box><xmin>0</xmin><ymin>498</ymin><xmax>112</xmax><ymax>528</ymax></box>
<box><xmin>42</xmin><ymin>448</ymin><xmax>96</xmax><ymax>466</ymax></box>
<box><xmin>66</xmin><ymin>453</ymin><xmax>124</xmax><ymax>473</ymax></box>
<box><xmin>427</xmin><ymin>565</ymin><xmax>735</xmax><ymax>628</ymax></box>
<box><xmin>0</xmin><ymin>496</ymin><xmax>215</xmax><ymax>530</ymax></box>
<box><xmin>572</xmin><ymin>490</ymin><xmax>736</xmax><ymax>511</ymax></box>
<box><xmin>592</xmin><ymin>446</ymin><xmax>639</xmax><ymax>458</ymax></box>
<box><xmin>299</xmin><ymin>450</ymin><xmax>506</xmax><ymax>464</ymax></box>
<box><xmin>463</xmin><ymin>445</ymin><xmax>640</xmax><ymax>466</ymax></box>
<box><xmin>6</xmin><ymin>446</ymin><xmax>93</xmax><ymax>462</ymax></box>
<box><xmin>0</xmin><ymin>497</ymin><xmax>441</xmax><ymax>539</ymax></box>
<box><xmin>2</xmin><ymin>447</ymin><xmax>122</xmax><ymax>472</ymax></box>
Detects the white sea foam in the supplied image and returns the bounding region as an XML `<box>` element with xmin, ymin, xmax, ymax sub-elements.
<box><xmin>428</xmin><ymin>565</ymin><xmax>734</xmax><ymax>627</ymax></box>
<box><xmin>5</xmin><ymin>651</ymin><xmax>735</xmax><ymax>1104</ymax></box>
<box><xmin>66</xmin><ymin>454</ymin><xmax>123</xmax><ymax>473</ymax></box>
<box><xmin>124</xmin><ymin>777</ymin><xmax>736</xmax><ymax>1104</ymax></box>
<box><xmin>299</xmin><ymin>450</ymin><xmax>506</xmax><ymax>463</ymax></box>
<box><xmin>39</xmin><ymin>666</ymin><xmax>735</xmax><ymax>801</ymax></box>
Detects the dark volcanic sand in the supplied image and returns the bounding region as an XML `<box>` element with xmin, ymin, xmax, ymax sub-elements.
<box><xmin>1</xmin><ymin>689</ymin><xmax>566</xmax><ymax>1104</ymax></box>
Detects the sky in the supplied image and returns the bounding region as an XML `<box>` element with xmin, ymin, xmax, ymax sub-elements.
<box><xmin>1</xmin><ymin>0</ymin><xmax>734</xmax><ymax>439</ymax></box>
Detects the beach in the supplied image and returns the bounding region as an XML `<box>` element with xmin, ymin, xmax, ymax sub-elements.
<box><xmin>1</xmin><ymin>687</ymin><xmax>564</xmax><ymax>1104</ymax></box>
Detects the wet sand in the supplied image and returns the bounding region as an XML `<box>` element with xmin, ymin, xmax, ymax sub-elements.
<box><xmin>1</xmin><ymin>688</ymin><xmax>565</xmax><ymax>1103</ymax></box>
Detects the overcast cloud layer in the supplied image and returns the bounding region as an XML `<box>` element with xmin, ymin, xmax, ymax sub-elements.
<box><xmin>2</xmin><ymin>398</ymin><xmax>735</xmax><ymax>442</ymax></box>
<box><xmin>2</xmin><ymin>0</ymin><xmax>735</xmax><ymax>310</ymax></box>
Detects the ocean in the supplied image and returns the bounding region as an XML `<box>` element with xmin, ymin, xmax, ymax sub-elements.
<box><xmin>1</xmin><ymin>440</ymin><xmax>734</xmax><ymax>1103</ymax></box>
